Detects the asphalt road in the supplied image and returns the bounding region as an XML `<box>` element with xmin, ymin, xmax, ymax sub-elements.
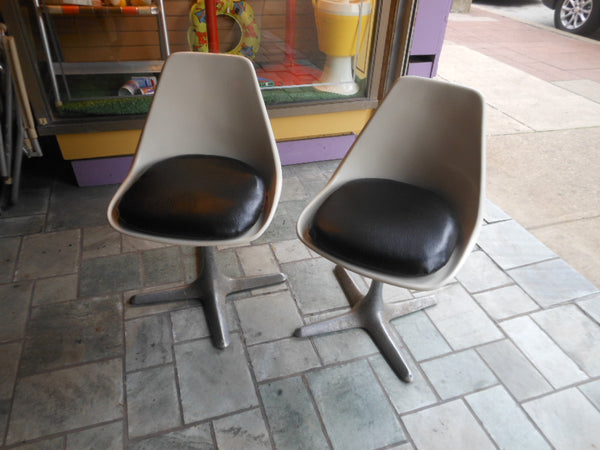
<box><xmin>473</xmin><ymin>0</ymin><xmax>600</xmax><ymax>41</ymax></box>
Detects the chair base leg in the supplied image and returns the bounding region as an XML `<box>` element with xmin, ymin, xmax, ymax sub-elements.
<box><xmin>294</xmin><ymin>265</ymin><xmax>436</xmax><ymax>382</ymax></box>
<box><xmin>130</xmin><ymin>246</ymin><xmax>287</xmax><ymax>349</ymax></box>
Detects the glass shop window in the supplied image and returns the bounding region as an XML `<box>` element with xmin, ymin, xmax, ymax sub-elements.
<box><xmin>29</xmin><ymin>0</ymin><xmax>376</xmax><ymax>118</ymax></box>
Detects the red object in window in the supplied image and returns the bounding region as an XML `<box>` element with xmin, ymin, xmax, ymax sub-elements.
<box><xmin>205</xmin><ymin>0</ymin><xmax>219</xmax><ymax>53</ymax></box>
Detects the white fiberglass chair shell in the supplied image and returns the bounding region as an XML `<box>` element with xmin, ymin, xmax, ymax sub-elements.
<box><xmin>295</xmin><ymin>76</ymin><xmax>485</xmax><ymax>382</ymax></box>
<box><xmin>107</xmin><ymin>52</ymin><xmax>286</xmax><ymax>349</ymax></box>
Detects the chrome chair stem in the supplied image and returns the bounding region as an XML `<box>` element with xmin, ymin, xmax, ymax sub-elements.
<box><xmin>131</xmin><ymin>246</ymin><xmax>286</xmax><ymax>349</ymax></box>
<box><xmin>294</xmin><ymin>265</ymin><xmax>436</xmax><ymax>382</ymax></box>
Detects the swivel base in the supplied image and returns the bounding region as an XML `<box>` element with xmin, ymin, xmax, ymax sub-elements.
<box><xmin>294</xmin><ymin>265</ymin><xmax>436</xmax><ymax>382</ymax></box>
<box><xmin>130</xmin><ymin>246</ymin><xmax>287</xmax><ymax>349</ymax></box>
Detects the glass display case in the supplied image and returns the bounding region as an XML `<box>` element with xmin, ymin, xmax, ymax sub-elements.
<box><xmin>31</xmin><ymin>0</ymin><xmax>169</xmax><ymax>111</ymax></box>
<box><xmin>1</xmin><ymin>0</ymin><xmax>420</xmax><ymax>185</ymax></box>
<box><xmin>2</xmin><ymin>0</ymin><xmax>417</xmax><ymax>132</ymax></box>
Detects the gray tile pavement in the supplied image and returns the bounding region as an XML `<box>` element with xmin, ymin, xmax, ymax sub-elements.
<box><xmin>402</xmin><ymin>400</ymin><xmax>496</xmax><ymax>449</ymax></box>
<box><xmin>1</xmin><ymin>154</ymin><xmax>599</xmax><ymax>449</ymax></box>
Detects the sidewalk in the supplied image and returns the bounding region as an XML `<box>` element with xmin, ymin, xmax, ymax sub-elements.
<box><xmin>439</xmin><ymin>5</ymin><xmax>600</xmax><ymax>287</ymax></box>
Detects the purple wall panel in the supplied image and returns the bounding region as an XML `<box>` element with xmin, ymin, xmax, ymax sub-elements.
<box><xmin>411</xmin><ymin>0</ymin><xmax>452</xmax><ymax>55</ymax></box>
<box><xmin>407</xmin><ymin>62</ymin><xmax>434</xmax><ymax>77</ymax></box>
<box><xmin>70</xmin><ymin>135</ymin><xmax>356</xmax><ymax>186</ymax></box>
<box><xmin>409</xmin><ymin>0</ymin><xmax>452</xmax><ymax>77</ymax></box>
<box><xmin>71</xmin><ymin>156</ymin><xmax>134</xmax><ymax>187</ymax></box>
<box><xmin>278</xmin><ymin>134</ymin><xmax>356</xmax><ymax>165</ymax></box>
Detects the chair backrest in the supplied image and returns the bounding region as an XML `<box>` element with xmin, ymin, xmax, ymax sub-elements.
<box><xmin>108</xmin><ymin>52</ymin><xmax>282</xmax><ymax>245</ymax></box>
<box><xmin>298</xmin><ymin>76</ymin><xmax>486</xmax><ymax>290</ymax></box>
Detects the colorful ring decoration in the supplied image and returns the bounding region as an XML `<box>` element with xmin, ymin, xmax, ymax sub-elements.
<box><xmin>188</xmin><ymin>0</ymin><xmax>260</xmax><ymax>59</ymax></box>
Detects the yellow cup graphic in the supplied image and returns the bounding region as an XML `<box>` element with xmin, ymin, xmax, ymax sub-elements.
<box><xmin>314</xmin><ymin>0</ymin><xmax>371</xmax><ymax>57</ymax></box>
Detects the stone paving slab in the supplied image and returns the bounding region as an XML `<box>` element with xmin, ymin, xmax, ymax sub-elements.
<box><xmin>402</xmin><ymin>400</ymin><xmax>496</xmax><ymax>449</ymax></box>
<box><xmin>523</xmin><ymin>388</ymin><xmax>600</xmax><ymax>449</ymax></box>
<box><xmin>6</xmin><ymin>359</ymin><xmax>123</xmax><ymax>444</ymax></box>
<box><xmin>465</xmin><ymin>385</ymin><xmax>550</xmax><ymax>450</ymax></box>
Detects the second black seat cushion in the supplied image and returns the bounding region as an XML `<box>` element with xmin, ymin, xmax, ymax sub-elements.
<box><xmin>309</xmin><ymin>178</ymin><xmax>460</xmax><ymax>276</ymax></box>
<box><xmin>118</xmin><ymin>155</ymin><xmax>266</xmax><ymax>240</ymax></box>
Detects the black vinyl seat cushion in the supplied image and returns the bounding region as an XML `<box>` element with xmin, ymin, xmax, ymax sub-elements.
<box><xmin>117</xmin><ymin>155</ymin><xmax>266</xmax><ymax>240</ymax></box>
<box><xmin>309</xmin><ymin>178</ymin><xmax>460</xmax><ymax>276</ymax></box>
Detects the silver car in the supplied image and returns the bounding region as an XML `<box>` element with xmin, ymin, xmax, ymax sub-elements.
<box><xmin>542</xmin><ymin>0</ymin><xmax>600</xmax><ymax>35</ymax></box>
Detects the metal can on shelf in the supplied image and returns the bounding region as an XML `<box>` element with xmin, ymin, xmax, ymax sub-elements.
<box><xmin>118</xmin><ymin>80</ymin><xmax>140</xmax><ymax>96</ymax></box>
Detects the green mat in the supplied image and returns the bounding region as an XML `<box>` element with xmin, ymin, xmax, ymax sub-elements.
<box><xmin>58</xmin><ymin>96</ymin><xmax>154</xmax><ymax>116</ymax></box>
<box><xmin>56</xmin><ymin>74</ymin><xmax>367</xmax><ymax>117</ymax></box>
<box><xmin>261</xmin><ymin>81</ymin><xmax>366</xmax><ymax>105</ymax></box>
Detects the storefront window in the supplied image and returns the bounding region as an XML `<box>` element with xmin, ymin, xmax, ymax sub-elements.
<box><xmin>3</xmin><ymin>0</ymin><xmax>415</xmax><ymax>127</ymax></box>
<box><xmin>25</xmin><ymin>0</ymin><xmax>374</xmax><ymax>113</ymax></box>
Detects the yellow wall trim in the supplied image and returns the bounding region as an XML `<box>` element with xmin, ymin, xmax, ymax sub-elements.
<box><xmin>57</xmin><ymin>129</ymin><xmax>142</xmax><ymax>160</ymax></box>
<box><xmin>57</xmin><ymin>109</ymin><xmax>374</xmax><ymax>160</ymax></box>
<box><xmin>271</xmin><ymin>110</ymin><xmax>373</xmax><ymax>141</ymax></box>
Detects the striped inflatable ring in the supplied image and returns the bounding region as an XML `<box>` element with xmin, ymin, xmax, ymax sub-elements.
<box><xmin>188</xmin><ymin>0</ymin><xmax>260</xmax><ymax>59</ymax></box>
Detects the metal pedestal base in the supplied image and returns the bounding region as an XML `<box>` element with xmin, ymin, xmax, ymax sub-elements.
<box><xmin>294</xmin><ymin>265</ymin><xmax>436</xmax><ymax>382</ymax></box>
<box><xmin>130</xmin><ymin>246</ymin><xmax>287</xmax><ymax>349</ymax></box>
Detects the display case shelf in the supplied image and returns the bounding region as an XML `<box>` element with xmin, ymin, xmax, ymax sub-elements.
<box><xmin>40</xmin><ymin>4</ymin><xmax>161</xmax><ymax>16</ymax></box>
<box><xmin>51</xmin><ymin>60</ymin><xmax>164</xmax><ymax>75</ymax></box>
<box><xmin>33</xmin><ymin>0</ymin><xmax>170</xmax><ymax>105</ymax></box>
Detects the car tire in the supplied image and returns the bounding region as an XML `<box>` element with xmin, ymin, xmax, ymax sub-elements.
<box><xmin>554</xmin><ymin>0</ymin><xmax>600</xmax><ymax>35</ymax></box>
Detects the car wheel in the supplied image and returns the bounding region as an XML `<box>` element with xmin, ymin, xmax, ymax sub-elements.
<box><xmin>554</xmin><ymin>0</ymin><xmax>600</xmax><ymax>35</ymax></box>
